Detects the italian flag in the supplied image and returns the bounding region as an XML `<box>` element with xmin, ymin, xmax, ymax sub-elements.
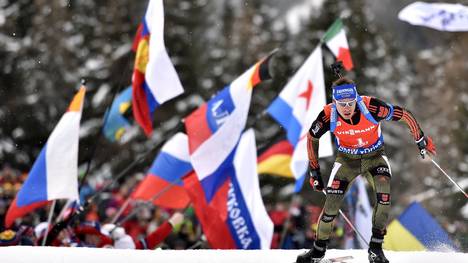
<box><xmin>323</xmin><ymin>19</ymin><xmax>354</xmax><ymax>71</ymax></box>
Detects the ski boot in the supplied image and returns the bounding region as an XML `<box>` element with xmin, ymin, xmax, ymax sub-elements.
<box><xmin>368</xmin><ymin>228</ymin><xmax>389</xmax><ymax>263</ymax></box>
<box><xmin>368</xmin><ymin>247</ymin><xmax>389</xmax><ymax>263</ymax></box>
<box><xmin>296</xmin><ymin>240</ymin><xmax>328</xmax><ymax>263</ymax></box>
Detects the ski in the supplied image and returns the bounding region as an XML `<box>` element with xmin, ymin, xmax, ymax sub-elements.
<box><xmin>294</xmin><ymin>255</ymin><xmax>354</xmax><ymax>263</ymax></box>
<box><xmin>320</xmin><ymin>256</ymin><xmax>354</xmax><ymax>263</ymax></box>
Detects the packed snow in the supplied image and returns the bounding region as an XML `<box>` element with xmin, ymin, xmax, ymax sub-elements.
<box><xmin>0</xmin><ymin>247</ymin><xmax>467</xmax><ymax>263</ymax></box>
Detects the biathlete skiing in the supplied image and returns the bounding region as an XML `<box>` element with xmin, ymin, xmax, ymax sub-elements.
<box><xmin>296</xmin><ymin>63</ymin><xmax>436</xmax><ymax>263</ymax></box>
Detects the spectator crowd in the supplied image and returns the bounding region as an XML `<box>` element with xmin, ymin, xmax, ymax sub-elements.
<box><xmin>0</xmin><ymin>165</ymin><xmax>348</xmax><ymax>249</ymax></box>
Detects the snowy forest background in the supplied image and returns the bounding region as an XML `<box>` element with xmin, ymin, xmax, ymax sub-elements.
<box><xmin>0</xmin><ymin>0</ymin><xmax>467</xmax><ymax>249</ymax></box>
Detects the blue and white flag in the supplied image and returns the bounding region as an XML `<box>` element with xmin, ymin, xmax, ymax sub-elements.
<box><xmin>344</xmin><ymin>176</ymin><xmax>372</xmax><ymax>249</ymax></box>
<box><xmin>398</xmin><ymin>2</ymin><xmax>468</xmax><ymax>32</ymax></box>
<box><xmin>267</xmin><ymin>46</ymin><xmax>333</xmax><ymax>190</ymax></box>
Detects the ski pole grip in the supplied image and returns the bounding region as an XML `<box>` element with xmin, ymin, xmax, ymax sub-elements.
<box><xmin>420</xmin><ymin>149</ymin><xmax>426</xmax><ymax>159</ymax></box>
<box><xmin>416</xmin><ymin>136</ymin><xmax>427</xmax><ymax>159</ymax></box>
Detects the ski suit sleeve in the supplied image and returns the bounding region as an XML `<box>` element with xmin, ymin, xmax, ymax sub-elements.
<box><xmin>368</xmin><ymin>97</ymin><xmax>424</xmax><ymax>140</ymax></box>
<box><xmin>135</xmin><ymin>221</ymin><xmax>173</xmax><ymax>250</ymax></box>
<box><xmin>307</xmin><ymin>110</ymin><xmax>330</xmax><ymax>170</ymax></box>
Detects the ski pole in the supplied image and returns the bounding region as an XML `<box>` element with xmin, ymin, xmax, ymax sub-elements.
<box><xmin>427</xmin><ymin>155</ymin><xmax>468</xmax><ymax>199</ymax></box>
<box><xmin>337</xmin><ymin>209</ymin><xmax>368</xmax><ymax>248</ymax></box>
<box><xmin>321</xmin><ymin>190</ymin><xmax>369</xmax><ymax>247</ymax></box>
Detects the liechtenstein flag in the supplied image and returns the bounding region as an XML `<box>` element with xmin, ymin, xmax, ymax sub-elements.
<box><xmin>183</xmin><ymin>130</ymin><xmax>273</xmax><ymax>249</ymax></box>
<box><xmin>131</xmin><ymin>133</ymin><xmax>191</xmax><ymax>209</ymax></box>
<box><xmin>102</xmin><ymin>86</ymin><xmax>132</xmax><ymax>143</ymax></box>
<box><xmin>267</xmin><ymin>46</ymin><xmax>333</xmax><ymax>190</ymax></box>
<box><xmin>132</xmin><ymin>0</ymin><xmax>184</xmax><ymax>136</ymax></box>
<box><xmin>5</xmin><ymin>87</ymin><xmax>85</xmax><ymax>228</ymax></box>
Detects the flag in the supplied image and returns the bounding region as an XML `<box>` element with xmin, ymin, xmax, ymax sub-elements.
<box><xmin>102</xmin><ymin>86</ymin><xmax>132</xmax><ymax>142</ymax></box>
<box><xmin>398</xmin><ymin>2</ymin><xmax>468</xmax><ymax>32</ymax></box>
<box><xmin>183</xmin><ymin>130</ymin><xmax>273</xmax><ymax>249</ymax></box>
<box><xmin>56</xmin><ymin>200</ymin><xmax>80</xmax><ymax>222</ymax></box>
<box><xmin>185</xmin><ymin>52</ymin><xmax>273</xmax><ymax>184</ymax></box>
<box><xmin>267</xmin><ymin>46</ymin><xmax>333</xmax><ymax>191</ymax></box>
<box><xmin>323</xmin><ymin>18</ymin><xmax>354</xmax><ymax>71</ymax></box>
<box><xmin>131</xmin><ymin>130</ymin><xmax>291</xmax><ymax>211</ymax></box>
<box><xmin>257</xmin><ymin>140</ymin><xmax>294</xmax><ymax>178</ymax></box>
<box><xmin>344</xmin><ymin>176</ymin><xmax>372</xmax><ymax>249</ymax></box>
<box><xmin>5</xmin><ymin>87</ymin><xmax>85</xmax><ymax>227</ymax></box>
<box><xmin>132</xmin><ymin>0</ymin><xmax>184</xmax><ymax>136</ymax></box>
<box><xmin>384</xmin><ymin>202</ymin><xmax>457</xmax><ymax>251</ymax></box>
<box><xmin>132</xmin><ymin>133</ymin><xmax>191</xmax><ymax>209</ymax></box>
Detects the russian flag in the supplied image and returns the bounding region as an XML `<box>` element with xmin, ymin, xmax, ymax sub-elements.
<box><xmin>183</xmin><ymin>130</ymin><xmax>273</xmax><ymax>249</ymax></box>
<box><xmin>5</xmin><ymin>87</ymin><xmax>85</xmax><ymax>228</ymax></box>
<box><xmin>131</xmin><ymin>133</ymin><xmax>191</xmax><ymax>209</ymax></box>
<box><xmin>267</xmin><ymin>46</ymin><xmax>333</xmax><ymax>190</ymax></box>
<box><xmin>185</xmin><ymin>52</ymin><xmax>273</xmax><ymax>181</ymax></box>
<box><xmin>132</xmin><ymin>0</ymin><xmax>184</xmax><ymax>136</ymax></box>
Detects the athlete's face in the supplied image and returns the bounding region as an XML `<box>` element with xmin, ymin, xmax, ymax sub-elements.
<box><xmin>335</xmin><ymin>98</ymin><xmax>356</xmax><ymax>120</ymax></box>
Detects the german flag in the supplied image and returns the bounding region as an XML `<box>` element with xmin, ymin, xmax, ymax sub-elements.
<box><xmin>257</xmin><ymin>140</ymin><xmax>294</xmax><ymax>178</ymax></box>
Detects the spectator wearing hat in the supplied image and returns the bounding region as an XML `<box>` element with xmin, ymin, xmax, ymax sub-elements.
<box><xmin>73</xmin><ymin>221</ymin><xmax>113</xmax><ymax>248</ymax></box>
<box><xmin>0</xmin><ymin>226</ymin><xmax>35</xmax><ymax>246</ymax></box>
<box><xmin>0</xmin><ymin>230</ymin><xmax>21</xmax><ymax>246</ymax></box>
<box><xmin>102</xmin><ymin>212</ymin><xmax>184</xmax><ymax>250</ymax></box>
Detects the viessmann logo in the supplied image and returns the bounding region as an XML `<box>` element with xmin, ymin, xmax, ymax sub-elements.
<box><xmin>335</xmin><ymin>125</ymin><xmax>376</xmax><ymax>135</ymax></box>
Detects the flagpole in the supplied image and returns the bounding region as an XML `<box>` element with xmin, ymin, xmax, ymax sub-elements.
<box><xmin>110</xmin><ymin>197</ymin><xmax>133</xmax><ymax>224</ymax></box>
<box><xmin>109</xmin><ymin>48</ymin><xmax>278</xmax><ymax>239</ymax></box>
<box><xmin>41</xmin><ymin>200</ymin><xmax>57</xmax><ymax>246</ymax></box>
<box><xmin>78</xmin><ymin>47</ymin><xmax>134</xmax><ymax>192</ymax></box>
<box><xmin>115</xmin><ymin>177</ymin><xmax>182</xmax><ymax>226</ymax></box>
<box><xmin>78</xmin><ymin>60</ymin><xmax>132</xmax><ymax>192</ymax></box>
<box><xmin>86</xmin><ymin>123</ymin><xmax>184</xmax><ymax>206</ymax></box>
<box><xmin>45</xmin><ymin>122</ymin><xmax>184</xmax><ymax>240</ymax></box>
<box><xmin>55</xmin><ymin>199</ymin><xmax>73</xmax><ymax>223</ymax></box>
<box><xmin>83</xmin><ymin>142</ymin><xmax>160</xmax><ymax>209</ymax></box>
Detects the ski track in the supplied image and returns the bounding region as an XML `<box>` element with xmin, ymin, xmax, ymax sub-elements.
<box><xmin>0</xmin><ymin>247</ymin><xmax>467</xmax><ymax>263</ymax></box>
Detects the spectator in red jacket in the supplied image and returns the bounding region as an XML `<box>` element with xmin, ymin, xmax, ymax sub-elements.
<box><xmin>103</xmin><ymin>212</ymin><xmax>184</xmax><ymax>249</ymax></box>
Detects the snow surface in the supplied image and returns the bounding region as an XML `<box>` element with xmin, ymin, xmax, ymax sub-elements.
<box><xmin>0</xmin><ymin>247</ymin><xmax>467</xmax><ymax>263</ymax></box>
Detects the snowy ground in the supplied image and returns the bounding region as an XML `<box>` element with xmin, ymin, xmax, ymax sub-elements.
<box><xmin>0</xmin><ymin>247</ymin><xmax>467</xmax><ymax>263</ymax></box>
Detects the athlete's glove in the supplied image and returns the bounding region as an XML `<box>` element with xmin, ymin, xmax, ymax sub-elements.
<box><xmin>416</xmin><ymin>135</ymin><xmax>436</xmax><ymax>159</ymax></box>
<box><xmin>309</xmin><ymin>168</ymin><xmax>324</xmax><ymax>192</ymax></box>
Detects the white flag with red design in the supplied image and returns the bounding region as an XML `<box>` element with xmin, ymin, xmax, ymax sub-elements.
<box><xmin>267</xmin><ymin>46</ymin><xmax>333</xmax><ymax>190</ymax></box>
<box><xmin>323</xmin><ymin>18</ymin><xmax>354</xmax><ymax>71</ymax></box>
